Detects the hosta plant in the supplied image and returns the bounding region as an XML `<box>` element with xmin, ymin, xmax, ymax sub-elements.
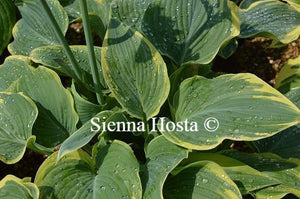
<box><xmin>0</xmin><ymin>0</ymin><xmax>300</xmax><ymax>198</ymax></box>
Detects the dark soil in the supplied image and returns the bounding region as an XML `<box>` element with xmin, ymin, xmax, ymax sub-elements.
<box><xmin>0</xmin><ymin>150</ymin><xmax>46</xmax><ymax>180</ymax></box>
<box><xmin>213</xmin><ymin>37</ymin><xmax>300</xmax><ymax>85</ymax></box>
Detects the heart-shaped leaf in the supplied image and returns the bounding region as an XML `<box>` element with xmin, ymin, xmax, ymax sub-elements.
<box><xmin>102</xmin><ymin>18</ymin><xmax>170</xmax><ymax>120</ymax></box>
<box><xmin>0</xmin><ymin>92</ymin><xmax>37</xmax><ymax>164</ymax></box>
<box><xmin>161</xmin><ymin>73</ymin><xmax>300</xmax><ymax>150</ymax></box>
<box><xmin>36</xmin><ymin>141</ymin><xmax>142</xmax><ymax>199</ymax></box>
<box><xmin>238</xmin><ymin>0</ymin><xmax>300</xmax><ymax>44</ymax></box>
<box><xmin>163</xmin><ymin>161</ymin><xmax>242</xmax><ymax>199</ymax></box>
<box><xmin>8</xmin><ymin>0</ymin><xmax>68</xmax><ymax>56</ymax></box>
<box><xmin>0</xmin><ymin>0</ymin><xmax>16</xmax><ymax>55</ymax></box>
<box><xmin>141</xmin><ymin>136</ymin><xmax>188</xmax><ymax>199</ymax></box>
<box><xmin>221</xmin><ymin>151</ymin><xmax>300</xmax><ymax>198</ymax></box>
<box><xmin>0</xmin><ymin>175</ymin><xmax>39</xmax><ymax>199</ymax></box>
<box><xmin>179</xmin><ymin>152</ymin><xmax>279</xmax><ymax>195</ymax></box>
<box><xmin>112</xmin><ymin>0</ymin><xmax>239</xmax><ymax>66</ymax></box>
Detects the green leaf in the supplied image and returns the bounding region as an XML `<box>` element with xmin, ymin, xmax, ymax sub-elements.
<box><xmin>0</xmin><ymin>175</ymin><xmax>39</xmax><ymax>199</ymax></box>
<box><xmin>161</xmin><ymin>73</ymin><xmax>300</xmax><ymax>150</ymax></box>
<box><xmin>0</xmin><ymin>0</ymin><xmax>16</xmax><ymax>55</ymax></box>
<box><xmin>141</xmin><ymin>136</ymin><xmax>188</xmax><ymax>199</ymax></box>
<box><xmin>102</xmin><ymin>18</ymin><xmax>170</xmax><ymax>120</ymax></box>
<box><xmin>0</xmin><ymin>92</ymin><xmax>38</xmax><ymax>164</ymax></box>
<box><xmin>113</xmin><ymin>0</ymin><xmax>240</xmax><ymax>66</ymax></box>
<box><xmin>286</xmin><ymin>0</ymin><xmax>300</xmax><ymax>11</ymax></box>
<box><xmin>239</xmin><ymin>0</ymin><xmax>260</xmax><ymax>9</ymax></box>
<box><xmin>253</xmin><ymin>88</ymin><xmax>300</xmax><ymax>159</ymax></box>
<box><xmin>57</xmin><ymin>110</ymin><xmax>115</xmax><ymax>160</ymax></box>
<box><xmin>8</xmin><ymin>0</ymin><xmax>68</xmax><ymax>56</ymax></box>
<box><xmin>0</xmin><ymin>56</ymin><xmax>31</xmax><ymax>91</ymax></box>
<box><xmin>275</xmin><ymin>56</ymin><xmax>300</xmax><ymax>94</ymax></box>
<box><xmin>238</xmin><ymin>0</ymin><xmax>300</xmax><ymax>44</ymax></box>
<box><xmin>179</xmin><ymin>152</ymin><xmax>279</xmax><ymax>195</ymax></box>
<box><xmin>163</xmin><ymin>161</ymin><xmax>242</xmax><ymax>199</ymax></box>
<box><xmin>71</xmin><ymin>83</ymin><xmax>102</xmax><ymax>124</ymax></box>
<box><xmin>36</xmin><ymin>141</ymin><xmax>142</xmax><ymax>199</ymax></box>
<box><xmin>59</xmin><ymin>0</ymin><xmax>102</xmax><ymax>21</ymax></box>
<box><xmin>12</xmin><ymin>66</ymin><xmax>79</xmax><ymax>148</ymax></box>
<box><xmin>30</xmin><ymin>45</ymin><xmax>107</xmax><ymax>91</ymax></box>
<box><xmin>96</xmin><ymin>0</ymin><xmax>114</xmax><ymax>27</ymax></box>
<box><xmin>218</xmin><ymin>39</ymin><xmax>238</xmax><ymax>59</ymax></box>
<box><xmin>221</xmin><ymin>151</ymin><xmax>300</xmax><ymax>198</ymax></box>
<box><xmin>255</xmin><ymin>185</ymin><xmax>300</xmax><ymax>199</ymax></box>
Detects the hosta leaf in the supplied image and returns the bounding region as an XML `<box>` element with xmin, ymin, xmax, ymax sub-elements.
<box><xmin>179</xmin><ymin>152</ymin><xmax>279</xmax><ymax>195</ymax></box>
<box><xmin>218</xmin><ymin>39</ymin><xmax>239</xmax><ymax>59</ymax></box>
<box><xmin>36</xmin><ymin>141</ymin><xmax>142</xmax><ymax>199</ymax></box>
<box><xmin>113</xmin><ymin>0</ymin><xmax>239</xmax><ymax>66</ymax></box>
<box><xmin>161</xmin><ymin>73</ymin><xmax>300</xmax><ymax>150</ymax></box>
<box><xmin>59</xmin><ymin>0</ymin><xmax>102</xmax><ymax>21</ymax></box>
<box><xmin>71</xmin><ymin>83</ymin><xmax>102</xmax><ymax>124</ymax></box>
<box><xmin>255</xmin><ymin>185</ymin><xmax>300</xmax><ymax>199</ymax></box>
<box><xmin>0</xmin><ymin>92</ymin><xmax>37</xmax><ymax>164</ymax></box>
<box><xmin>102</xmin><ymin>18</ymin><xmax>170</xmax><ymax>120</ymax></box>
<box><xmin>253</xmin><ymin>88</ymin><xmax>300</xmax><ymax>158</ymax></box>
<box><xmin>58</xmin><ymin>110</ymin><xmax>127</xmax><ymax>160</ymax></box>
<box><xmin>275</xmin><ymin>56</ymin><xmax>300</xmax><ymax>94</ymax></box>
<box><xmin>238</xmin><ymin>0</ymin><xmax>300</xmax><ymax>44</ymax></box>
<box><xmin>96</xmin><ymin>0</ymin><xmax>114</xmax><ymax>27</ymax></box>
<box><xmin>0</xmin><ymin>0</ymin><xmax>15</xmax><ymax>55</ymax></box>
<box><xmin>8</xmin><ymin>0</ymin><xmax>68</xmax><ymax>56</ymax></box>
<box><xmin>163</xmin><ymin>161</ymin><xmax>242</xmax><ymax>199</ymax></box>
<box><xmin>0</xmin><ymin>175</ymin><xmax>39</xmax><ymax>199</ymax></box>
<box><xmin>30</xmin><ymin>45</ymin><xmax>107</xmax><ymax>91</ymax></box>
<box><xmin>141</xmin><ymin>136</ymin><xmax>188</xmax><ymax>199</ymax></box>
<box><xmin>221</xmin><ymin>151</ymin><xmax>300</xmax><ymax>198</ymax></box>
<box><xmin>286</xmin><ymin>0</ymin><xmax>300</xmax><ymax>11</ymax></box>
<box><xmin>239</xmin><ymin>0</ymin><xmax>259</xmax><ymax>9</ymax></box>
<box><xmin>0</xmin><ymin>56</ymin><xmax>31</xmax><ymax>91</ymax></box>
<box><xmin>12</xmin><ymin>66</ymin><xmax>79</xmax><ymax>148</ymax></box>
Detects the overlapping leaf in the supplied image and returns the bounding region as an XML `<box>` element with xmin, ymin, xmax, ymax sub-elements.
<box><xmin>163</xmin><ymin>161</ymin><xmax>242</xmax><ymax>199</ymax></box>
<box><xmin>8</xmin><ymin>0</ymin><xmax>68</xmax><ymax>56</ymax></box>
<box><xmin>102</xmin><ymin>18</ymin><xmax>170</xmax><ymax>120</ymax></box>
<box><xmin>179</xmin><ymin>152</ymin><xmax>279</xmax><ymax>195</ymax></box>
<box><xmin>161</xmin><ymin>73</ymin><xmax>300</xmax><ymax>150</ymax></box>
<box><xmin>11</xmin><ymin>66</ymin><xmax>79</xmax><ymax>148</ymax></box>
<box><xmin>36</xmin><ymin>141</ymin><xmax>142</xmax><ymax>199</ymax></box>
<box><xmin>221</xmin><ymin>151</ymin><xmax>300</xmax><ymax>198</ymax></box>
<box><xmin>0</xmin><ymin>56</ymin><xmax>78</xmax><ymax>149</ymax></box>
